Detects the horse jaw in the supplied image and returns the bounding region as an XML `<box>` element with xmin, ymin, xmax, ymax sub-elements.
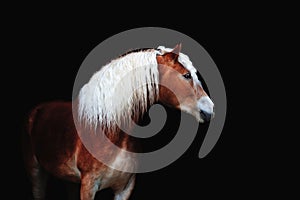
<box><xmin>179</xmin><ymin>104</ymin><xmax>204</xmax><ymax>123</ymax></box>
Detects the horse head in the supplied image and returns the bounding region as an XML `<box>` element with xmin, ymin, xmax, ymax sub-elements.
<box><xmin>157</xmin><ymin>44</ymin><xmax>215</xmax><ymax>123</ymax></box>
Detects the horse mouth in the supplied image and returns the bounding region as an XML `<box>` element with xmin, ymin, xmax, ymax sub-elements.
<box><xmin>200</xmin><ymin>110</ymin><xmax>213</xmax><ymax>122</ymax></box>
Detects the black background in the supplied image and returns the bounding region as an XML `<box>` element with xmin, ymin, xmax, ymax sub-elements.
<box><xmin>4</xmin><ymin>5</ymin><xmax>293</xmax><ymax>200</ymax></box>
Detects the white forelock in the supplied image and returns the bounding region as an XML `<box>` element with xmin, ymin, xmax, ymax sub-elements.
<box><xmin>78</xmin><ymin>49</ymin><xmax>159</xmax><ymax>128</ymax></box>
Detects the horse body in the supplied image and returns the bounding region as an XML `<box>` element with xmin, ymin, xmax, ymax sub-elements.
<box><xmin>23</xmin><ymin>44</ymin><xmax>215</xmax><ymax>200</ymax></box>
<box><xmin>23</xmin><ymin>101</ymin><xmax>136</xmax><ymax>200</ymax></box>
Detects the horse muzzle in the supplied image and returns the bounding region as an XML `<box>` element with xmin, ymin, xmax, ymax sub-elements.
<box><xmin>200</xmin><ymin>110</ymin><xmax>213</xmax><ymax>122</ymax></box>
<box><xmin>198</xmin><ymin>96</ymin><xmax>214</xmax><ymax>122</ymax></box>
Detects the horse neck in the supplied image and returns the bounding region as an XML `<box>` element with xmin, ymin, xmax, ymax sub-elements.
<box><xmin>72</xmin><ymin>98</ymin><xmax>140</xmax><ymax>151</ymax></box>
<box><xmin>78</xmin><ymin>51</ymin><xmax>159</xmax><ymax>130</ymax></box>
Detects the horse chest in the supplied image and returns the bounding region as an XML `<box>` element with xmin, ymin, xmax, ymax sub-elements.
<box><xmin>100</xmin><ymin>151</ymin><xmax>136</xmax><ymax>189</ymax></box>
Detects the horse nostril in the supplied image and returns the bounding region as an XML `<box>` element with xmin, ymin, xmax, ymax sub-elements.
<box><xmin>200</xmin><ymin>110</ymin><xmax>212</xmax><ymax>122</ymax></box>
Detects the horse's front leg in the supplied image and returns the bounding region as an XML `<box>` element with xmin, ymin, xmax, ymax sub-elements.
<box><xmin>114</xmin><ymin>175</ymin><xmax>135</xmax><ymax>200</ymax></box>
<box><xmin>80</xmin><ymin>174</ymin><xmax>100</xmax><ymax>200</ymax></box>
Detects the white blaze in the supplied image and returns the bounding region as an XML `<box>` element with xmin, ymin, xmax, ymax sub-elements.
<box><xmin>198</xmin><ymin>96</ymin><xmax>214</xmax><ymax>114</ymax></box>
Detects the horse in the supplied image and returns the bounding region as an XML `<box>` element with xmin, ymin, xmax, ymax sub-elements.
<box><xmin>22</xmin><ymin>44</ymin><xmax>215</xmax><ymax>200</ymax></box>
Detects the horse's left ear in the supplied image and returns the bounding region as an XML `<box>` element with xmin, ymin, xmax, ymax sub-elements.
<box><xmin>169</xmin><ymin>43</ymin><xmax>182</xmax><ymax>61</ymax></box>
<box><xmin>171</xmin><ymin>43</ymin><xmax>182</xmax><ymax>56</ymax></box>
<box><xmin>158</xmin><ymin>44</ymin><xmax>182</xmax><ymax>62</ymax></box>
<box><xmin>161</xmin><ymin>43</ymin><xmax>182</xmax><ymax>62</ymax></box>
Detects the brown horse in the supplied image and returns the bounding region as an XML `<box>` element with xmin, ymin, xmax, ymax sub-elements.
<box><xmin>22</xmin><ymin>44</ymin><xmax>214</xmax><ymax>200</ymax></box>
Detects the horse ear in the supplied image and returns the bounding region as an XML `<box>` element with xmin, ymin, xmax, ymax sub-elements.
<box><xmin>161</xmin><ymin>43</ymin><xmax>182</xmax><ymax>62</ymax></box>
<box><xmin>169</xmin><ymin>43</ymin><xmax>181</xmax><ymax>61</ymax></box>
<box><xmin>171</xmin><ymin>43</ymin><xmax>182</xmax><ymax>56</ymax></box>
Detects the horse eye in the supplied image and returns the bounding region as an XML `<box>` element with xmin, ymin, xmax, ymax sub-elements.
<box><xmin>183</xmin><ymin>72</ymin><xmax>192</xmax><ymax>79</ymax></box>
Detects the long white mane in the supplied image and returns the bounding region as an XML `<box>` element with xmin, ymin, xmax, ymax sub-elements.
<box><xmin>78</xmin><ymin>48</ymin><xmax>159</xmax><ymax>128</ymax></box>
